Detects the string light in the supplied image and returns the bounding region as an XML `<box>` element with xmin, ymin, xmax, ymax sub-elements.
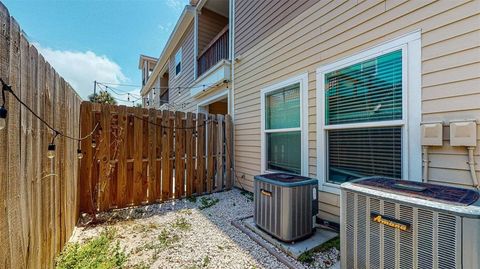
<box><xmin>47</xmin><ymin>143</ymin><xmax>56</xmax><ymax>159</ymax></box>
<box><xmin>47</xmin><ymin>131</ymin><xmax>60</xmax><ymax>159</ymax></box>
<box><xmin>91</xmin><ymin>139</ymin><xmax>97</xmax><ymax>148</ymax></box>
<box><xmin>0</xmin><ymin>78</ymin><xmax>99</xmax><ymax>157</ymax></box>
<box><xmin>76</xmin><ymin>140</ymin><xmax>84</xmax><ymax>159</ymax></box>
<box><xmin>77</xmin><ymin>148</ymin><xmax>84</xmax><ymax>159</ymax></box>
<box><xmin>0</xmin><ymin>106</ymin><xmax>6</xmax><ymax>130</ymax></box>
<box><xmin>0</xmin><ymin>80</ymin><xmax>7</xmax><ymax>130</ymax></box>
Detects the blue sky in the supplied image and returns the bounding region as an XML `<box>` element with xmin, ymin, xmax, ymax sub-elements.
<box><xmin>2</xmin><ymin>0</ymin><xmax>189</xmax><ymax>104</ymax></box>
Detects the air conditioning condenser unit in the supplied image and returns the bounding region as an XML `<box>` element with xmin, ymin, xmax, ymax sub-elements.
<box><xmin>341</xmin><ymin>177</ymin><xmax>480</xmax><ymax>269</ymax></box>
<box><xmin>254</xmin><ymin>173</ymin><xmax>318</xmax><ymax>242</ymax></box>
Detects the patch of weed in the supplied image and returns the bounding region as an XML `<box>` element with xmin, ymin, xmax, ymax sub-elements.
<box><xmin>171</xmin><ymin>217</ymin><xmax>192</xmax><ymax>231</ymax></box>
<box><xmin>186</xmin><ymin>196</ymin><xmax>197</xmax><ymax>203</ymax></box>
<box><xmin>56</xmin><ymin>228</ymin><xmax>127</xmax><ymax>269</ymax></box>
<box><xmin>202</xmin><ymin>255</ymin><xmax>211</xmax><ymax>267</ymax></box>
<box><xmin>241</xmin><ymin>191</ymin><xmax>254</xmax><ymax>202</ymax></box>
<box><xmin>132</xmin><ymin>262</ymin><xmax>150</xmax><ymax>269</ymax></box>
<box><xmin>317</xmin><ymin>236</ymin><xmax>340</xmax><ymax>252</ymax></box>
<box><xmin>179</xmin><ymin>209</ymin><xmax>193</xmax><ymax>215</ymax></box>
<box><xmin>298</xmin><ymin>250</ymin><xmax>315</xmax><ymax>264</ymax></box>
<box><xmin>297</xmin><ymin>236</ymin><xmax>340</xmax><ymax>264</ymax></box>
<box><xmin>198</xmin><ymin>197</ymin><xmax>219</xmax><ymax>210</ymax></box>
<box><xmin>157</xmin><ymin>228</ymin><xmax>180</xmax><ymax>247</ymax></box>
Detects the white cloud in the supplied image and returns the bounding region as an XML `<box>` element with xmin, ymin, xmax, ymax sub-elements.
<box><xmin>158</xmin><ymin>22</ymin><xmax>173</xmax><ymax>32</ymax></box>
<box><xmin>34</xmin><ymin>43</ymin><xmax>127</xmax><ymax>100</ymax></box>
<box><xmin>166</xmin><ymin>0</ymin><xmax>186</xmax><ymax>10</ymax></box>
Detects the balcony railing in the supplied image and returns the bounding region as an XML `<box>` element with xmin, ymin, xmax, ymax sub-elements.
<box><xmin>197</xmin><ymin>26</ymin><xmax>229</xmax><ymax>78</ymax></box>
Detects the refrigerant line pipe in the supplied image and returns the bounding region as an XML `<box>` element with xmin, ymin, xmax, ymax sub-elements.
<box><xmin>467</xmin><ymin>146</ymin><xmax>479</xmax><ymax>189</ymax></box>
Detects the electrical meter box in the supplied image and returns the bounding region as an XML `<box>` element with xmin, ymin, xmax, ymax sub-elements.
<box><xmin>421</xmin><ymin>122</ymin><xmax>443</xmax><ymax>146</ymax></box>
<box><xmin>450</xmin><ymin>121</ymin><xmax>477</xmax><ymax>147</ymax></box>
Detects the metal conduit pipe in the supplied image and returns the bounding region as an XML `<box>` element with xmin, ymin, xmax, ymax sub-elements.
<box><xmin>422</xmin><ymin>146</ymin><xmax>429</xmax><ymax>183</ymax></box>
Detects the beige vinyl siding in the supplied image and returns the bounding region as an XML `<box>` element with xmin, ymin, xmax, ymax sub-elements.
<box><xmin>168</xmin><ymin>21</ymin><xmax>195</xmax><ymax>110</ymax></box>
<box><xmin>234</xmin><ymin>0</ymin><xmax>317</xmax><ymax>55</ymax></box>
<box><xmin>233</xmin><ymin>0</ymin><xmax>480</xmax><ymax>223</ymax></box>
<box><xmin>198</xmin><ymin>8</ymin><xmax>228</xmax><ymax>55</ymax></box>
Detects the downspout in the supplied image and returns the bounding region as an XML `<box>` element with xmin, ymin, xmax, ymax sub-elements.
<box><xmin>422</xmin><ymin>146</ymin><xmax>429</xmax><ymax>183</ymax></box>
<box><xmin>229</xmin><ymin>0</ymin><xmax>237</xmax><ymax>188</ymax></box>
<box><xmin>193</xmin><ymin>8</ymin><xmax>199</xmax><ymax>81</ymax></box>
<box><xmin>467</xmin><ymin>146</ymin><xmax>479</xmax><ymax>189</ymax></box>
<box><xmin>229</xmin><ymin>0</ymin><xmax>235</xmax><ymax>120</ymax></box>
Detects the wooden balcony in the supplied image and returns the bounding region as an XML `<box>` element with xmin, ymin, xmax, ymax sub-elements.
<box><xmin>197</xmin><ymin>26</ymin><xmax>229</xmax><ymax>78</ymax></box>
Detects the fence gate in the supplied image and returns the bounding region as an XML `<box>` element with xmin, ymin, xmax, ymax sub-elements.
<box><xmin>78</xmin><ymin>102</ymin><xmax>233</xmax><ymax>213</ymax></box>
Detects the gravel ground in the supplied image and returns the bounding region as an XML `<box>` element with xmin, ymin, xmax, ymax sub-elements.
<box><xmin>71</xmin><ymin>189</ymin><xmax>339</xmax><ymax>269</ymax></box>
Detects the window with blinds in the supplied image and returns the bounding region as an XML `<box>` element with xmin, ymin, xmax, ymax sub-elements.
<box><xmin>324</xmin><ymin>50</ymin><xmax>403</xmax><ymax>184</ymax></box>
<box><xmin>325</xmin><ymin>50</ymin><xmax>402</xmax><ymax>125</ymax></box>
<box><xmin>265</xmin><ymin>83</ymin><xmax>301</xmax><ymax>174</ymax></box>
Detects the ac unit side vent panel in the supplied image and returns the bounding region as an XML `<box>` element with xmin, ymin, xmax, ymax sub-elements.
<box><xmin>341</xmin><ymin>187</ymin><xmax>469</xmax><ymax>269</ymax></box>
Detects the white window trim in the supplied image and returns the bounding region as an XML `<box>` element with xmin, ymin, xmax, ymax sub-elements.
<box><xmin>260</xmin><ymin>73</ymin><xmax>309</xmax><ymax>176</ymax></box>
<box><xmin>316</xmin><ymin>31</ymin><xmax>422</xmax><ymax>194</ymax></box>
<box><xmin>175</xmin><ymin>47</ymin><xmax>182</xmax><ymax>77</ymax></box>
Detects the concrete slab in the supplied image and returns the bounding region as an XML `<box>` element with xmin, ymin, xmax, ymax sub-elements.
<box><xmin>243</xmin><ymin>217</ymin><xmax>338</xmax><ymax>259</ymax></box>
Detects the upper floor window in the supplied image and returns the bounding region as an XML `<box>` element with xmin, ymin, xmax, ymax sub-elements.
<box><xmin>175</xmin><ymin>48</ymin><xmax>182</xmax><ymax>76</ymax></box>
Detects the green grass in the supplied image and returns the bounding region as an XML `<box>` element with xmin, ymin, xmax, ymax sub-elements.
<box><xmin>298</xmin><ymin>250</ymin><xmax>315</xmax><ymax>264</ymax></box>
<box><xmin>198</xmin><ymin>197</ymin><xmax>219</xmax><ymax>210</ymax></box>
<box><xmin>297</xmin><ymin>236</ymin><xmax>340</xmax><ymax>264</ymax></box>
<box><xmin>55</xmin><ymin>228</ymin><xmax>127</xmax><ymax>269</ymax></box>
<box><xmin>316</xmin><ymin>236</ymin><xmax>340</xmax><ymax>252</ymax></box>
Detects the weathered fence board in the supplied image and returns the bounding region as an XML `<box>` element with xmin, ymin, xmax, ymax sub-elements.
<box><xmin>0</xmin><ymin>3</ymin><xmax>83</xmax><ymax>268</ymax></box>
<box><xmin>79</xmin><ymin>102</ymin><xmax>234</xmax><ymax>213</ymax></box>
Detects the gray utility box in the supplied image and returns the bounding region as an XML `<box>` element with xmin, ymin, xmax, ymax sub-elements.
<box><xmin>254</xmin><ymin>173</ymin><xmax>318</xmax><ymax>242</ymax></box>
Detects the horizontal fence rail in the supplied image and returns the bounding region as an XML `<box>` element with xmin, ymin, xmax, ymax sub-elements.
<box><xmin>0</xmin><ymin>3</ymin><xmax>82</xmax><ymax>269</ymax></box>
<box><xmin>197</xmin><ymin>26</ymin><xmax>229</xmax><ymax>78</ymax></box>
<box><xmin>79</xmin><ymin>102</ymin><xmax>233</xmax><ymax>213</ymax></box>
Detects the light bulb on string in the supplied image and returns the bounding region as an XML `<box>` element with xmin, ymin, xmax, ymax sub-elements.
<box><xmin>0</xmin><ymin>105</ymin><xmax>7</xmax><ymax>130</ymax></box>
<box><xmin>47</xmin><ymin>131</ymin><xmax>59</xmax><ymax>159</ymax></box>
<box><xmin>0</xmin><ymin>78</ymin><xmax>7</xmax><ymax>130</ymax></box>
<box><xmin>47</xmin><ymin>143</ymin><xmax>56</xmax><ymax>159</ymax></box>
<box><xmin>91</xmin><ymin>139</ymin><xmax>97</xmax><ymax>148</ymax></box>
<box><xmin>77</xmin><ymin>148</ymin><xmax>84</xmax><ymax>159</ymax></box>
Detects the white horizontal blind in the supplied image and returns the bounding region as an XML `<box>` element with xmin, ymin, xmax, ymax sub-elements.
<box><xmin>328</xmin><ymin>127</ymin><xmax>402</xmax><ymax>183</ymax></box>
<box><xmin>325</xmin><ymin>50</ymin><xmax>402</xmax><ymax>125</ymax></box>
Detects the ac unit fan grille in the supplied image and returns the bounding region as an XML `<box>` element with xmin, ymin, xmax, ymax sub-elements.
<box><xmin>344</xmin><ymin>191</ymin><xmax>460</xmax><ymax>269</ymax></box>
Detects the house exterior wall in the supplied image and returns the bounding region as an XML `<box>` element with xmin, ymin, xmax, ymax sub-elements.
<box><xmin>233</xmin><ymin>0</ymin><xmax>480</xmax><ymax>223</ymax></box>
<box><xmin>234</xmin><ymin>0</ymin><xmax>317</xmax><ymax>56</ymax></box>
<box><xmin>168</xmin><ymin>21</ymin><xmax>196</xmax><ymax>110</ymax></box>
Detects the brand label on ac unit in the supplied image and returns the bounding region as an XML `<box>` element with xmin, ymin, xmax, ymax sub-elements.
<box><xmin>371</xmin><ymin>212</ymin><xmax>410</xmax><ymax>232</ymax></box>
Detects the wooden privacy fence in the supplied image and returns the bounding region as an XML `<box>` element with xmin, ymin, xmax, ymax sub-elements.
<box><xmin>79</xmin><ymin>102</ymin><xmax>233</xmax><ymax>213</ymax></box>
<box><xmin>0</xmin><ymin>3</ymin><xmax>82</xmax><ymax>269</ymax></box>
